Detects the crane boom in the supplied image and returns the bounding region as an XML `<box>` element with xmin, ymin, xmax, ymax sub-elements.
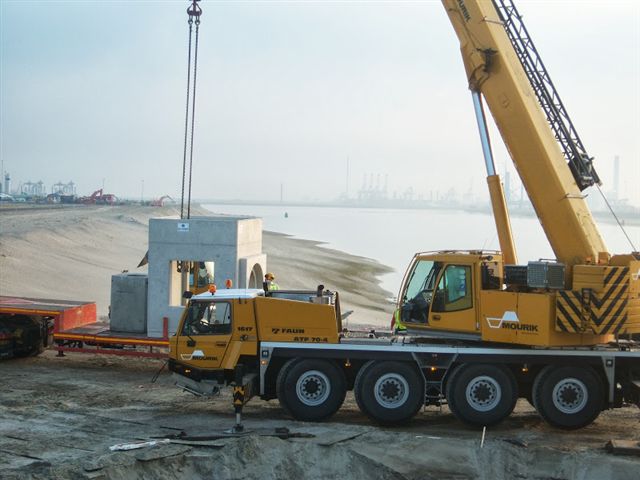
<box><xmin>442</xmin><ymin>0</ymin><xmax>608</xmax><ymax>271</ymax></box>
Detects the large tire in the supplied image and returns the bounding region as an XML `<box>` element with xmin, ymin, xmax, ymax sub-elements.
<box><xmin>354</xmin><ymin>360</ymin><xmax>424</xmax><ymax>425</ymax></box>
<box><xmin>276</xmin><ymin>358</ymin><xmax>346</xmax><ymax>422</ymax></box>
<box><xmin>13</xmin><ymin>316</ymin><xmax>46</xmax><ymax>357</ymax></box>
<box><xmin>446</xmin><ymin>363</ymin><xmax>517</xmax><ymax>427</ymax></box>
<box><xmin>532</xmin><ymin>365</ymin><xmax>604</xmax><ymax>430</ymax></box>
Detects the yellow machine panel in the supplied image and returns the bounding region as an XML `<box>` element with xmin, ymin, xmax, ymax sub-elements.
<box><xmin>254</xmin><ymin>297</ymin><xmax>339</xmax><ymax>344</ymax></box>
<box><xmin>480</xmin><ymin>290</ymin><xmax>611</xmax><ymax>347</ymax></box>
<box><xmin>221</xmin><ymin>298</ymin><xmax>259</xmax><ymax>370</ymax></box>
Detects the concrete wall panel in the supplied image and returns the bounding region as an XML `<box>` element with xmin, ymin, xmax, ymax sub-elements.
<box><xmin>146</xmin><ymin>216</ymin><xmax>265</xmax><ymax>337</ymax></box>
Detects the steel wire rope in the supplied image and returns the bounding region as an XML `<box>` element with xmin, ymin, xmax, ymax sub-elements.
<box><xmin>180</xmin><ymin>15</ymin><xmax>194</xmax><ymax>219</ymax></box>
<box><xmin>596</xmin><ymin>185</ymin><xmax>638</xmax><ymax>252</ymax></box>
<box><xmin>186</xmin><ymin>13</ymin><xmax>201</xmax><ymax>219</ymax></box>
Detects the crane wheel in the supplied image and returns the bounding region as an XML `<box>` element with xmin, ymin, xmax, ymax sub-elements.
<box><xmin>354</xmin><ymin>360</ymin><xmax>424</xmax><ymax>425</ymax></box>
<box><xmin>445</xmin><ymin>363</ymin><xmax>517</xmax><ymax>427</ymax></box>
<box><xmin>276</xmin><ymin>358</ymin><xmax>346</xmax><ymax>422</ymax></box>
<box><xmin>532</xmin><ymin>365</ymin><xmax>604</xmax><ymax>430</ymax></box>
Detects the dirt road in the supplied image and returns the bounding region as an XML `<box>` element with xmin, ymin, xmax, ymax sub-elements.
<box><xmin>1</xmin><ymin>351</ymin><xmax>638</xmax><ymax>479</ymax></box>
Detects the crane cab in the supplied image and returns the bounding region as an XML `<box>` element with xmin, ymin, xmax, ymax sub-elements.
<box><xmin>395</xmin><ymin>251</ymin><xmax>619</xmax><ymax>347</ymax></box>
<box><xmin>169</xmin><ymin>287</ymin><xmax>342</xmax><ymax>390</ymax></box>
<box><xmin>396</xmin><ymin>251</ymin><xmax>501</xmax><ymax>340</ymax></box>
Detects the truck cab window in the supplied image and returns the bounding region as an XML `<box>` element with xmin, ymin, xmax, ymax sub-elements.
<box><xmin>400</xmin><ymin>260</ymin><xmax>440</xmax><ymax>323</ymax></box>
<box><xmin>182</xmin><ymin>301</ymin><xmax>231</xmax><ymax>335</ymax></box>
<box><xmin>432</xmin><ymin>265</ymin><xmax>472</xmax><ymax>312</ymax></box>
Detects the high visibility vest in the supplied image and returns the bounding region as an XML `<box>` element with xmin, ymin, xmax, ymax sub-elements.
<box><xmin>393</xmin><ymin>308</ymin><xmax>407</xmax><ymax>332</ymax></box>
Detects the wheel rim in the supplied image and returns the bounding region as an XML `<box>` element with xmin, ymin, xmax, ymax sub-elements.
<box><xmin>465</xmin><ymin>375</ymin><xmax>502</xmax><ymax>412</ymax></box>
<box><xmin>552</xmin><ymin>377</ymin><xmax>588</xmax><ymax>414</ymax></box>
<box><xmin>296</xmin><ymin>370</ymin><xmax>331</xmax><ymax>406</ymax></box>
<box><xmin>374</xmin><ymin>373</ymin><xmax>410</xmax><ymax>409</ymax></box>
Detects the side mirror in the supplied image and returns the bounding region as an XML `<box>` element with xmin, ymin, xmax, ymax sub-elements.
<box><xmin>183</xmin><ymin>290</ymin><xmax>193</xmax><ymax>299</ymax></box>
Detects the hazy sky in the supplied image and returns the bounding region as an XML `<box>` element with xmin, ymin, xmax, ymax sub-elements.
<box><xmin>1</xmin><ymin>1</ymin><xmax>639</xmax><ymax>205</ymax></box>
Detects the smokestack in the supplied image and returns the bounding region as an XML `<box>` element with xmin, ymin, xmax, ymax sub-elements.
<box><xmin>4</xmin><ymin>173</ymin><xmax>10</xmax><ymax>195</ymax></box>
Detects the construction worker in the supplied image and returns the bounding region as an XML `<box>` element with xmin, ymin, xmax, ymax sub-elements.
<box><xmin>391</xmin><ymin>307</ymin><xmax>407</xmax><ymax>334</ymax></box>
<box><xmin>264</xmin><ymin>272</ymin><xmax>279</xmax><ymax>291</ymax></box>
<box><xmin>197</xmin><ymin>262</ymin><xmax>212</xmax><ymax>286</ymax></box>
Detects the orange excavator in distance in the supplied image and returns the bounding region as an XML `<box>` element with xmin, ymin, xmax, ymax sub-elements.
<box><xmin>79</xmin><ymin>188</ymin><xmax>117</xmax><ymax>205</ymax></box>
<box><xmin>151</xmin><ymin>195</ymin><xmax>174</xmax><ymax>207</ymax></box>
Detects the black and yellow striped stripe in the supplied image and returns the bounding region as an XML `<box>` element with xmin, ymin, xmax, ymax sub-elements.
<box><xmin>556</xmin><ymin>267</ymin><xmax>629</xmax><ymax>335</ymax></box>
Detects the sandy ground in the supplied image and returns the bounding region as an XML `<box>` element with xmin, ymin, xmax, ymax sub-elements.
<box><xmin>1</xmin><ymin>204</ymin><xmax>639</xmax><ymax>479</ymax></box>
<box><xmin>1</xmin><ymin>351</ymin><xmax>638</xmax><ymax>479</ymax></box>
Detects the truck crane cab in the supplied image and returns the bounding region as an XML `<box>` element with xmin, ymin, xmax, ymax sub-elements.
<box><xmin>399</xmin><ymin>252</ymin><xmax>485</xmax><ymax>338</ymax></box>
<box><xmin>169</xmin><ymin>288</ymin><xmax>342</xmax><ymax>393</ymax></box>
<box><xmin>398</xmin><ymin>251</ymin><xmax>506</xmax><ymax>340</ymax></box>
<box><xmin>395</xmin><ymin>250</ymin><xmax>627</xmax><ymax>347</ymax></box>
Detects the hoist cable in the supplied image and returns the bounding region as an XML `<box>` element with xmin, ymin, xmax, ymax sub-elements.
<box><xmin>180</xmin><ymin>17</ymin><xmax>194</xmax><ymax>220</ymax></box>
<box><xmin>180</xmin><ymin>0</ymin><xmax>201</xmax><ymax>219</ymax></box>
<box><xmin>186</xmin><ymin>16</ymin><xmax>200</xmax><ymax>219</ymax></box>
<box><xmin>596</xmin><ymin>185</ymin><xmax>638</xmax><ymax>252</ymax></box>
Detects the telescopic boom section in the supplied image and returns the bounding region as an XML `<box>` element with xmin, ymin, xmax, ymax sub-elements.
<box><xmin>442</xmin><ymin>0</ymin><xmax>609</xmax><ymax>268</ymax></box>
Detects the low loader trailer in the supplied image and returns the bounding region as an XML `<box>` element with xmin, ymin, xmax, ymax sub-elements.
<box><xmin>0</xmin><ymin>296</ymin><xmax>95</xmax><ymax>359</ymax></box>
<box><xmin>169</xmin><ymin>288</ymin><xmax>640</xmax><ymax>430</ymax></box>
<box><xmin>0</xmin><ymin>295</ymin><xmax>169</xmax><ymax>359</ymax></box>
<box><xmin>53</xmin><ymin>318</ymin><xmax>169</xmax><ymax>358</ymax></box>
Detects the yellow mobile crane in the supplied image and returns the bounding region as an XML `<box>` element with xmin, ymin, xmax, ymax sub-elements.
<box><xmin>169</xmin><ymin>0</ymin><xmax>640</xmax><ymax>430</ymax></box>
<box><xmin>394</xmin><ymin>0</ymin><xmax>639</xmax><ymax>346</ymax></box>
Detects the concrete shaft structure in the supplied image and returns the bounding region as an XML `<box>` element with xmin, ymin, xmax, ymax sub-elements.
<box><xmin>147</xmin><ymin>216</ymin><xmax>266</xmax><ymax>337</ymax></box>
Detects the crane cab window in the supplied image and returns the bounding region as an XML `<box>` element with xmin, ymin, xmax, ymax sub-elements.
<box><xmin>400</xmin><ymin>260</ymin><xmax>440</xmax><ymax>324</ymax></box>
<box><xmin>182</xmin><ymin>301</ymin><xmax>232</xmax><ymax>335</ymax></box>
<box><xmin>432</xmin><ymin>265</ymin><xmax>472</xmax><ymax>312</ymax></box>
<box><xmin>404</xmin><ymin>260</ymin><xmax>436</xmax><ymax>300</ymax></box>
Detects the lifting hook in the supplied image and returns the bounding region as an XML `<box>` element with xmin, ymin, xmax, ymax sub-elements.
<box><xmin>187</xmin><ymin>0</ymin><xmax>202</xmax><ymax>19</ymax></box>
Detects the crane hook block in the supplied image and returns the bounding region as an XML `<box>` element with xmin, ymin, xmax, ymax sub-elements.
<box><xmin>187</xmin><ymin>0</ymin><xmax>202</xmax><ymax>18</ymax></box>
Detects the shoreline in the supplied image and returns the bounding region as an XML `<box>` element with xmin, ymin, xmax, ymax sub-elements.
<box><xmin>0</xmin><ymin>204</ymin><xmax>394</xmax><ymax>328</ymax></box>
<box><xmin>197</xmin><ymin>199</ymin><xmax>640</xmax><ymax>227</ymax></box>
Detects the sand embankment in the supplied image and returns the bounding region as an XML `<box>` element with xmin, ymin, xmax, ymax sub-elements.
<box><xmin>0</xmin><ymin>204</ymin><xmax>393</xmax><ymax>328</ymax></box>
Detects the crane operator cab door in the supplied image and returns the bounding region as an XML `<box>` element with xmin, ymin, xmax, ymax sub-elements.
<box><xmin>175</xmin><ymin>300</ymin><xmax>233</xmax><ymax>369</ymax></box>
<box><xmin>399</xmin><ymin>259</ymin><xmax>477</xmax><ymax>336</ymax></box>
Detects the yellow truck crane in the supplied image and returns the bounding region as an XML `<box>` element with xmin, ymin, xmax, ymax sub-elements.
<box><xmin>394</xmin><ymin>0</ymin><xmax>640</xmax><ymax>348</ymax></box>
<box><xmin>169</xmin><ymin>0</ymin><xmax>640</xmax><ymax>430</ymax></box>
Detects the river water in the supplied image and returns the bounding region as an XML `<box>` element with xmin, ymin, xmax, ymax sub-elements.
<box><xmin>203</xmin><ymin>203</ymin><xmax>640</xmax><ymax>297</ymax></box>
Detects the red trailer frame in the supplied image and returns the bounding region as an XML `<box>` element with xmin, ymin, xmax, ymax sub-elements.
<box><xmin>0</xmin><ymin>296</ymin><xmax>169</xmax><ymax>359</ymax></box>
